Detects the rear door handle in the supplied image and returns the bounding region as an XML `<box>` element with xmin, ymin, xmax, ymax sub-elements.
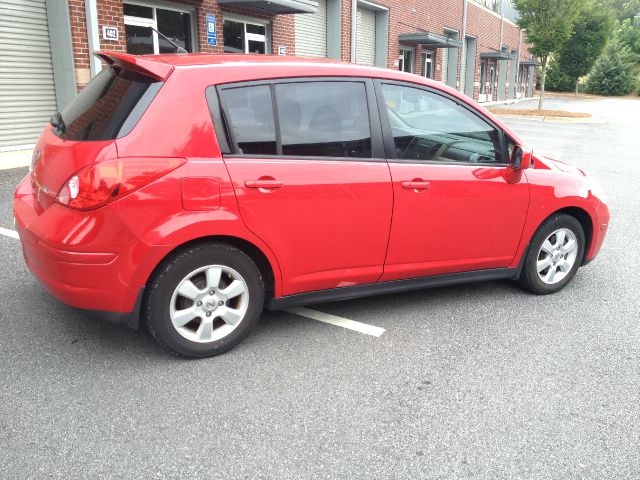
<box><xmin>401</xmin><ymin>181</ymin><xmax>431</xmax><ymax>190</ymax></box>
<box><xmin>244</xmin><ymin>179</ymin><xmax>283</xmax><ymax>189</ymax></box>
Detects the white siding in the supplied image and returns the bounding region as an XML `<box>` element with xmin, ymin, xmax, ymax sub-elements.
<box><xmin>0</xmin><ymin>0</ymin><xmax>57</xmax><ymax>148</ymax></box>
<box><xmin>355</xmin><ymin>8</ymin><xmax>376</xmax><ymax>66</ymax></box>
<box><xmin>295</xmin><ymin>0</ymin><xmax>327</xmax><ymax>58</ymax></box>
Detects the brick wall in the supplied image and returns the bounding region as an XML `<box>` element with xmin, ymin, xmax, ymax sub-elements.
<box><xmin>67</xmin><ymin>0</ymin><xmax>533</xmax><ymax>100</ymax></box>
<box><xmin>68</xmin><ymin>0</ymin><xmax>294</xmax><ymax>88</ymax></box>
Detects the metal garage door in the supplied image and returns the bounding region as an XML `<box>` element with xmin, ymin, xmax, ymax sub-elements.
<box><xmin>295</xmin><ymin>0</ymin><xmax>327</xmax><ymax>58</ymax></box>
<box><xmin>0</xmin><ymin>0</ymin><xmax>57</xmax><ymax>148</ymax></box>
<box><xmin>355</xmin><ymin>7</ymin><xmax>375</xmax><ymax>66</ymax></box>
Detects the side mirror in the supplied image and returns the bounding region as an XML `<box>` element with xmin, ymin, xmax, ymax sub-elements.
<box><xmin>510</xmin><ymin>146</ymin><xmax>532</xmax><ymax>170</ymax></box>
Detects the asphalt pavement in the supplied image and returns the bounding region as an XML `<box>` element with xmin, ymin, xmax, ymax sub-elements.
<box><xmin>1</xmin><ymin>94</ymin><xmax>638</xmax><ymax>479</ymax></box>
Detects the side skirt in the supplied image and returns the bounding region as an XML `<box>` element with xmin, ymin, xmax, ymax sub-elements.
<box><xmin>266</xmin><ymin>268</ymin><xmax>518</xmax><ymax>310</ymax></box>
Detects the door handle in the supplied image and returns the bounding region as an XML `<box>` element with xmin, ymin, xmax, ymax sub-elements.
<box><xmin>245</xmin><ymin>179</ymin><xmax>283</xmax><ymax>189</ymax></box>
<box><xmin>401</xmin><ymin>181</ymin><xmax>431</xmax><ymax>190</ymax></box>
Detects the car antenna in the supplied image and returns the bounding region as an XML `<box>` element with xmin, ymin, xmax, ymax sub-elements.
<box><xmin>150</xmin><ymin>27</ymin><xmax>188</xmax><ymax>54</ymax></box>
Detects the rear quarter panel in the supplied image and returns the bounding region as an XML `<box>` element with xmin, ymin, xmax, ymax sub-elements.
<box><xmin>113</xmin><ymin>67</ymin><xmax>283</xmax><ymax>298</ymax></box>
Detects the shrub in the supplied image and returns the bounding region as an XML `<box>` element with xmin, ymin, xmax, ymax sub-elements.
<box><xmin>545</xmin><ymin>58</ymin><xmax>575</xmax><ymax>92</ymax></box>
<box><xmin>587</xmin><ymin>39</ymin><xmax>637</xmax><ymax>95</ymax></box>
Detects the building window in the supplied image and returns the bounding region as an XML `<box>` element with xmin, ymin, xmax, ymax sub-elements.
<box><xmin>474</xmin><ymin>0</ymin><xmax>501</xmax><ymax>14</ymax></box>
<box><xmin>124</xmin><ymin>2</ymin><xmax>193</xmax><ymax>54</ymax></box>
<box><xmin>422</xmin><ymin>51</ymin><xmax>434</xmax><ymax>79</ymax></box>
<box><xmin>223</xmin><ymin>19</ymin><xmax>268</xmax><ymax>54</ymax></box>
<box><xmin>399</xmin><ymin>48</ymin><xmax>414</xmax><ymax>73</ymax></box>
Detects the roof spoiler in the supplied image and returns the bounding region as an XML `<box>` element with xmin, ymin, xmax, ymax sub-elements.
<box><xmin>94</xmin><ymin>51</ymin><xmax>174</xmax><ymax>81</ymax></box>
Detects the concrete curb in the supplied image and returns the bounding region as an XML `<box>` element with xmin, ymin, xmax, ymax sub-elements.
<box><xmin>494</xmin><ymin>114</ymin><xmax>604</xmax><ymax>124</ymax></box>
<box><xmin>0</xmin><ymin>149</ymin><xmax>32</xmax><ymax>170</ymax></box>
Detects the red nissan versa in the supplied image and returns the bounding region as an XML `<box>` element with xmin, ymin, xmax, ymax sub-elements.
<box><xmin>14</xmin><ymin>52</ymin><xmax>609</xmax><ymax>357</ymax></box>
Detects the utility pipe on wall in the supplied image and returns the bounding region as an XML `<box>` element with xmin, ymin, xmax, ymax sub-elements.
<box><xmin>515</xmin><ymin>29</ymin><xmax>522</xmax><ymax>95</ymax></box>
<box><xmin>85</xmin><ymin>0</ymin><xmax>101</xmax><ymax>77</ymax></box>
<box><xmin>459</xmin><ymin>0</ymin><xmax>468</xmax><ymax>93</ymax></box>
<box><xmin>499</xmin><ymin>0</ymin><xmax>504</xmax><ymax>47</ymax></box>
<box><xmin>351</xmin><ymin>0</ymin><xmax>357</xmax><ymax>62</ymax></box>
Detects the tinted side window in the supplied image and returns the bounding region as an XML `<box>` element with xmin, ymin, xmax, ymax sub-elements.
<box><xmin>381</xmin><ymin>83</ymin><xmax>503</xmax><ymax>164</ymax></box>
<box><xmin>275</xmin><ymin>82</ymin><xmax>372</xmax><ymax>158</ymax></box>
<box><xmin>220</xmin><ymin>85</ymin><xmax>276</xmax><ymax>155</ymax></box>
<box><xmin>59</xmin><ymin>67</ymin><xmax>162</xmax><ymax>141</ymax></box>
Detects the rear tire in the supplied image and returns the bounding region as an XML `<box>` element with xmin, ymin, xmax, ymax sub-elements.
<box><xmin>518</xmin><ymin>214</ymin><xmax>585</xmax><ymax>295</ymax></box>
<box><xmin>144</xmin><ymin>243</ymin><xmax>264</xmax><ymax>358</ymax></box>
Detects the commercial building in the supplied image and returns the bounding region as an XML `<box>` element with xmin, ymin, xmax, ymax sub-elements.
<box><xmin>0</xmin><ymin>0</ymin><xmax>537</xmax><ymax>149</ymax></box>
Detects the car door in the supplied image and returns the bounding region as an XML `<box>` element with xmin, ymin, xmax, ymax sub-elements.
<box><xmin>214</xmin><ymin>79</ymin><xmax>393</xmax><ymax>296</ymax></box>
<box><xmin>375</xmin><ymin>81</ymin><xmax>529</xmax><ymax>282</ymax></box>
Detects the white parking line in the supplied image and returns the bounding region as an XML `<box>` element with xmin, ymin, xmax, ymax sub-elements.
<box><xmin>285</xmin><ymin>306</ymin><xmax>385</xmax><ymax>337</ymax></box>
<box><xmin>0</xmin><ymin>227</ymin><xmax>19</xmax><ymax>240</ymax></box>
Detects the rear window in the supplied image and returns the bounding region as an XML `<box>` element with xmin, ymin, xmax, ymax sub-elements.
<box><xmin>57</xmin><ymin>67</ymin><xmax>162</xmax><ymax>141</ymax></box>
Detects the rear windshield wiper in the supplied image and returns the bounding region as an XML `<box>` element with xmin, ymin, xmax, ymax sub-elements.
<box><xmin>50</xmin><ymin>112</ymin><xmax>66</xmax><ymax>134</ymax></box>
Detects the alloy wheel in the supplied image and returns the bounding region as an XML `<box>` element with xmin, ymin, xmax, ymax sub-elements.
<box><xmin>169</xmin><ymin>265</ymin><xmax>250</xmax><ymax>343</ymax></box>
<box><xmin>536</xmin><ymin>228</ymin><xmax>579</xmax><ymax>285</ymax></box>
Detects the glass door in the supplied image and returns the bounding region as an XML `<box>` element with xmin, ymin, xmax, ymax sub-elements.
<box><xmin>421</xmin><ymin>51</ymin><xmax>434</xmax><ymax>79</ymax></box>
<box><xmin>489</xmin><ymin>64</ymin><xmax>496</xmax><ymax>100</ymax></box>
<box><xmin>479</xmin><ymin>60</ymin><xmax>489</xmax><ymax>102</ymax></box>
<box><xmin>399</xmin><ymin>48</ymin><xmax>414</xmax><ymax>73</ymax></box>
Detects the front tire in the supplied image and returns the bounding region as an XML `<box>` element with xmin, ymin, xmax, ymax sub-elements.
<box><xmin>144</xmin><ymin>243</ymin><xmax>264</xmax><ymax>358</ymax></box>
<box><xmin>518</xmin><ymin>214</ymin><xmax>585</xmax><ymax>295</ymax></box>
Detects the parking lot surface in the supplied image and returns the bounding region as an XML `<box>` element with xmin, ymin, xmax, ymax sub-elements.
<box><xmin>1</xmin><ymin>95</ymin><xmax>638</xmax><ymax>479</ymax></box>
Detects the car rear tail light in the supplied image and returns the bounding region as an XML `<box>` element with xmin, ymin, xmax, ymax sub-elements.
<box><xmin>56</xmin><ymin>157</ymin><xmax>185</xmax><ymax>210</ymax></box>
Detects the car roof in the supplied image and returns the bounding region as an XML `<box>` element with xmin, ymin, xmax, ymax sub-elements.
<box><xmin>94</xmin><ymin>51</ymin><xmax>529</xmax><ymax>149</ymax></box>
<box><xmin>98</xmin><ymin>51</ymin><xmax>417</xmax><ymax>82</ymax></box>
<box><xmin>151</xmin><ymin>53</ymin><xmax>344</xmax><ymax>67</ymax></box>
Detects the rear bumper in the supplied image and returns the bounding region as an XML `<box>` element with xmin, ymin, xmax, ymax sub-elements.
<box><xmin>13</xmin><ymin>175</ymin><xmax>149</xmax><ymax>327</ymax></box>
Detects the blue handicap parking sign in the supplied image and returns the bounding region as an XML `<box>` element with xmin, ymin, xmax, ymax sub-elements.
<box><xmin>206</xmin><ymin>14</ymin><xmax>216</xmax><ymax>46</ymax></box>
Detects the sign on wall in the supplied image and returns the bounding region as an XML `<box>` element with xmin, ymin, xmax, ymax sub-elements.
<box><xmin>102</xmin><ymin>26</ymin><xmax>118</xmax><ymax>41</ymax></box>
<box><xmin>278</xmin><ymin>46</ymin><xmax>286</xmax><ymax>56</ymax></box>
<box><xmin>206</xmin><ymin>14</ymin><xmax>216</xmax><ymax>46</ymax></box>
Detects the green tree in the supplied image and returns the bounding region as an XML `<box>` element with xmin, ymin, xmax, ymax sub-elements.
<box><xmin>557</xmin><ymin>1</ymin><xmax>615</xmax><ymax>96</ymax></box>
<box><xmin>544</xmin><ymin>57</ymin><xmax>575</xmax><ymax>92</ymax></box>
<box><xmin>605</xmin><ymin>0</ymin><xmax>640</xmax><ymax>21</ymax></box>
<box><xmin>587</xmin><ymin>38</ymin><xmax>637</xmax><ymax>95</ymax></box>
<box><xmin>617</xmin><ymin>18</ymin><xmax>640</xmax><ymax>63</ymax></box>
<box><xmin>514</xmin><ymin>0</ymin><xmax>582</xmax><ymax>109</ymax></box>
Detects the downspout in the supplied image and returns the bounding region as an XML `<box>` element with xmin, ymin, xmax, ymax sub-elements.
<box><xmin>515</xmin><ymin>29</ymin><xmax>522</xmax><ymax>95</ymax></box>
<box><xmin>459</xmin><ymin>0</ymin><xmax>468</xmax><ymax>93</ymax></box>
<box><xmin>85</xmin><ymin>0</ymin><xmax>101</xmax><ymax>77</ymax></box>
<box><xmin>351</xmin><ymin>0</ymin><xmax>357</xmax><ymax>62</ymax></box>
<box><xmin>499</xmin><ymin>0</ymin><xmax>504</xmax><ymax>48</ymax></box>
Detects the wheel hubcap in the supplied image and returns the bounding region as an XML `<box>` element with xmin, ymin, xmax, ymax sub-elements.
<box><xmin>170</xmin><ymin>265</ymin><xmax>249</xmax><ymax>343</ymax></box>
<box><xmin>536</xmin><ymin>228</ymin><xmax>579</xmax><ymax>285</ymax></box>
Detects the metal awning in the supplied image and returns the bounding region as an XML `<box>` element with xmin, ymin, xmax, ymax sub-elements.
<box><xmin>519</xmin><ymin>60</ymin><xmax>541</xmax><ymax>66</ymax></box>
<box><xmin>480</xmin><ymin>51</ymin><xmax>511</xmax><ymax>60</ymax></box>
<box><xmin>217</xmin><ymin>0</ymin><xmax>318</xmax><ymax>14</ymax></box>
<box><xmin>398</xmin><ymin>32</ymin><xmax>461</xmax><ymax>49</ymax></box>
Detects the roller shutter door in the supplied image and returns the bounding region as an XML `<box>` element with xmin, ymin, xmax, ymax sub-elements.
<box><xmin>295</xmin><ymin>0</ymin><xmax>327</xmax><ymax>58</ymax></box>
<box><xmin>355</xmin><ymin>8</ymin><xmax>375</xmax><ymax>66</ymax></box>
<box><xmin>0</xmin><ymin>0</ymin><xmax>57</xmax><ymax>148</ymax></box>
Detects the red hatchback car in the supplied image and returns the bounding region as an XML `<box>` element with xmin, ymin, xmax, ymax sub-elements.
<box><xmin>14</xmin><ymin>52</ymin><xmax>609</xmax><ymax>357</ymax></box>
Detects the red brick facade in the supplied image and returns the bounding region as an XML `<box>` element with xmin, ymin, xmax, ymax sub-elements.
<box><xmin>66</xmin><ymin>0</ymin><xmax>535</xmax><ymax>102</ymax></box>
